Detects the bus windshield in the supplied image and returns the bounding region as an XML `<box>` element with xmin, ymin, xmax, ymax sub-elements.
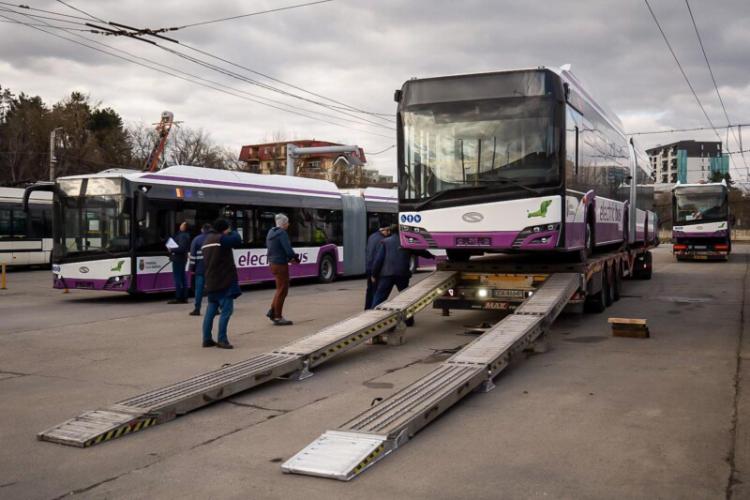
<box><xmin>58</xmin><ymin>178</ymin><xmax>131</xmax><ymax>257</ymax></box>
<box><xmin>674</xmin><ymin>187</ymin><xmax>728</xmax><ymax>224</ymax></box>
<box><xmin>400</xmin><ymin>97</ymin><xmax>560</xmax><ymax>202</ymax></box>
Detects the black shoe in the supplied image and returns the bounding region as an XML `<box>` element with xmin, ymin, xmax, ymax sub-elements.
<box><xmin>273</xmin><ymin>318</ymin><xmax>293</xmax><ymax>326</ymax></box>
<box><xmin>405</xmin><ymin>317</ymin><xmax>415</xmax><ymax>327</ymax></box>
<box><xmin>189</xmin><ymin>309</ymin><xmax>200</xmax><ymax>316</ymax></box>
<box><xmin>216</xmin><ymin>341</ymin><xmax>234</xmax><ymax>349</ymax></box>
<box><xmin>202</xmin><ymin>340</ymin><xmax>217</xmax><ymax>348</ymax></box>
<box><xmin>266</xmin><ymin>309</ymin><xmax>274</xmax><ymax>320</ymax></box>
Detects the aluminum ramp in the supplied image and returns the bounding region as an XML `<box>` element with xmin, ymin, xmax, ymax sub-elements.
<box><xmin>282</xmin><ymin>273</ymin><xmax>580</xmax><ymax>480</ymax></box>
<box><xmin>38</xmin><ymin>271</ymin><xmax>458</xmax><ymax>447</ymax></box>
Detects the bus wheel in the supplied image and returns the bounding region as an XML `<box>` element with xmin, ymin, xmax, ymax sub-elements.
<box><xmin>578</xmin><ymin>221</ymin><xmax>594</xmax><ymax>262</ymax></box>
<box><xmin>585</xmin><ymin>269</ymin><xmax>607</xmax><ymax>313</ymax></box>
<box><xmin>318</xmin><ymin>254</ymin><xmax>336</xmax><ymax>283</ymax></box>
<box><xmin>634</xmin><ymin>251</ymin><xmax>653</xmax><ymax>279</ymax></box>
<box><xmin>446</xmin><ymin>250</ymin><xmax>471</xmax><ymax>262</ymax></box>
<box><xmin>409</xmin><ymin>255</ymin><xmax>417</xmax><ymax>274</ymax></box>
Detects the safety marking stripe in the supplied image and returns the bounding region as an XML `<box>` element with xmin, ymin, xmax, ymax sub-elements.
<box><xmin>310</xmin><ymin>317</ymin><xmax>399</xmax><ymax>362</ymax></box>
<box><xmin>83</xmin><ymin>417</ymin><xmax>157</xmax><ymax>447</ymax></box>
<box><xmin>352</xmin><ymin>444</ymin><xmax>386</xmax><ymax>476</ymax></box>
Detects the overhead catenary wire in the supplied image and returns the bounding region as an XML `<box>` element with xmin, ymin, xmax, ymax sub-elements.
<box><xmin>629</xmin><ymin>123</ymin><xmax>750</xmax><ymax>136</ymax></box>
<box><xmin>169</xmin><ymin>0</ymin><xmax>334</xmax><ymax>30</ymax></box>
<box><xmin>643</xmin><ymin>0</ymin><xmax>743</xmax><ymax>179</ymax></box>
<box><xmin>49</xmin><ymin>1</ymin><xmax>394</xmax><ymax>124</ymax></box>
<box><xmin>684</xmin><ymin>0</ymin><xmax>748</xmax><ymax>172</ymax></box>
<box><xmin>0</xmin><ymin>12</ymin><xmax>394</xmax><ymax>139</ymax></box>
<box><xmin>0</xmin><ymin>0</ymin><xmax>92</xmax><ymax>22</ymax></box>
<box><xmin>367</xmin><ymin>145</ymin><xmax>396</xmax><ymax>155</ymax></box>
<box><xmin>55</xmin><ymin>0</ymin><xmax>105</xmax><ymax>23</ymax></box>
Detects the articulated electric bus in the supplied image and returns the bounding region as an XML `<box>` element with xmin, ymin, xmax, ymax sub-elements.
<box><xmin>395</xmin><ymin>66</ymin><xmax>657</xmax><ymax>261</ymax></box>
<box><xmin>0</xmin><ymin>187</ymin><xmax>53</xmax><ymax>266</ymax></box>
<box><xmin>24</xmin><ymin>165</ymin><xmax>401</xmax><ymax>293</ymax></box>
<box><xmin>672</xmin><ymin>181</ymin><xmax>731</xmax><ymax>260</ymax></box>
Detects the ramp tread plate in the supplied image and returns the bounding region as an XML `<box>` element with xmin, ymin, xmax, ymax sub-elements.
<box><xmin>515</xmin><ymin>273</ymin><xmax>579</xmax><ymax>316</ymax></box>
<box><xmin>448</xmin><ymin>314</ymin><xmax>543</xmax><ymax>365</ymax></box>
<box><xmin>274</xmin><ymin>309</ymin><xmax>397</xmax><ymax>356</ymax></box>
<box><xmin>282</xmin><ymin>430</ymin><xmax>388</xmax><ymax>481</ymax></box>
<box><xmin>375</xmin><ymin>271</ymin><xmax>457</xmax><ymax>311</ymax></box>
<box><xmin>39</xmin><ymin>409</ymin><xmax>154</xmax><ymax>447</ymax></box>
<box><xmin>341</xmin><ymin>363</ymin><xmax>483</xmax><ymax>435</ymax></box>
<box><xmin>118</xmin><ymin>352</ymin><xmax>300</xmax><ymax>410</ymax></box>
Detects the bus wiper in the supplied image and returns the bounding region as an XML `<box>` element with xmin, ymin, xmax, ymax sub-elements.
<box><xmin>414</xmin><ymin>185</ymin><xmax>489</xmax><ymax>211</ymax></box>
<box><xmin>476</xmin><ymin>176</ymin><xmax>543</xmax><ymax>196</ymax></box>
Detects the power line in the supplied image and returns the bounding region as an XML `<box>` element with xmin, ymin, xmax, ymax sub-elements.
<box><xmin>366</xmin><ymin>145</ymin><xmax>395</xmax><ymax>155</ymax></box>
<box><xmin>643</xmin><ymin>0</ymin><xmax>742</xmax><ymax>179</ymax></box>
<box><xmin>684</xmin><ymin>0</ymin><xmax>748</xmax><ymax>172</ymax></box>
<box><xmin>629</xmin><ymin>123</ymin><xmax>750</xmax><ymax>136</ymax></box>
<box><xmin>172</xmin><ymin>0</ymin><xmax>333</xmax><ymax>30</ymax></box>
<box><xmin>55</xmin><ymin>0</ymin><xmax>105</xmax><ymax>23</ymax></box>
<box><xmin>0</xmin><ymin>1</ymin><xmax>92</xmax><ymax>22</ymax></box>
<box><xmin>50</xmin><ymin>2</ymin><xmax>393</xmax><ymax>124</ymax></box>
<box><xmin>0</xmin><ymin>12</ymin><xmax>394</xmax><ymax>139</ymax></box>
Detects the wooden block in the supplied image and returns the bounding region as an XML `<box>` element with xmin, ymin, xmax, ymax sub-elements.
<box><xmin>609</xmin><ymin>318</ymin><xmax>650</xmax><ymax>339</ymax></box>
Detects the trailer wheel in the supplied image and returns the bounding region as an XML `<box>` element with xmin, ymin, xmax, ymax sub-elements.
<box><xmin>585</xmin><ymin>269</ymin><xmax>607</xmax><ymax>313</ymax></box>
<box><xmin>634</xmin><ymin>251</ymin><xmax>653</xmax><ymax>280</ymax></box>
<box><xmin>613</xmin><ymin>261</ymin><xmax>622</xmax><ymax>301</ymax></box>
<box><xmin>318</xmin><ymin>254</ymin><xmax>336</xmax><ymax>283</ymax></box>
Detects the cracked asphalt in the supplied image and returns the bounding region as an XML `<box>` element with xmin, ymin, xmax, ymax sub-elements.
<box><xmin>1</xmin><ymin>246</ymin><xmax>750</xmax><ymax>499</ymax></box>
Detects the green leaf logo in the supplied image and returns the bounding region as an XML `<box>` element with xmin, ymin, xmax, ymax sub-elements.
<box><xmin>528</xmin><ymin>200</ymin><xmax>552</xmax><ymax>218</ymax></box>
<box><xmin>111</xmin><ymin>260</ymin><xmax>125</xmax><ymax>272</ymax></box>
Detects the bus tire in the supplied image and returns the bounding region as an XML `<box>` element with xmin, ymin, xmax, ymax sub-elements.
<box><xmin>578</xmin><ymin>220</ymin><xmax>594</xmax><ymax>262</ymax></box>
<box><xmin>585</xmin><ymin>269</ymin><xmax>607</xmax><ymax>313</ymax></box>
<box><xmin>409</xmin><ymin>255</ymin><xmax>417</xmax><ymax>274</ymax></box>
<box><xmin>447</xmin><ymin>250</ymin><xmax>471</xmax><ymax>262</ymax></box>
<box><xmin>318</xmin><ymin>254</ymin><xmax>336</xmax><ymax>283</ymax></box>
<box><xmin>634</xmin><ymin>251</ymin><xmax>653</xmax><ymax>280</ymax></box>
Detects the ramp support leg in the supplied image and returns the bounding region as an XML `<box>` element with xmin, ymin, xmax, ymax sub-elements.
<box><xmin>284</xmin><ymin>359</ymin><xmax>314</xmax><ymax>381</ymax></box>
<box><xmin>476</xmin><ymin>371</ymin><xmax>496</xmax><ymax>393</ymax></box>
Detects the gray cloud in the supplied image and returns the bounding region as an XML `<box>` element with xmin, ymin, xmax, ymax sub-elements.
<box><xmin>1</xmin><ymin>0</ymin><xmax>749</xmax><ymax>177</ymax></box>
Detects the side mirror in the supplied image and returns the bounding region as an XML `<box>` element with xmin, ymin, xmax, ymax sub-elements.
<box><xmin>135</xmin><ymin>189</ymin><xmax>148</xmax><ymax>222</ymax></box>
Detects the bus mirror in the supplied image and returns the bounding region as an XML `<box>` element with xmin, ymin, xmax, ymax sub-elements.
<box><xmin>136</xmin><ymin>190</ymin><xmax>148</xmax><ymax>222</ymax></box>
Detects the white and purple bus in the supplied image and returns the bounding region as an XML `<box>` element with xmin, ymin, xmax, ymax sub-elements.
<box><xmin>0</xmin><ymin>187</ymin><xmax>53</xmax><ymax>267</ymax></box>
<box><xmin>672</xmin><ymin>181</ymin><xmax>731</xmax><ymax>260</ymax></box>
<box><xmin>395</xmin><ymin>66</ymin><xmax>657</xmax><ymax>261</ymax></box>
<box><xmin>24</xmin><ymin>166</ymin><xmax>400</xmax><ymax>293</ymax></box>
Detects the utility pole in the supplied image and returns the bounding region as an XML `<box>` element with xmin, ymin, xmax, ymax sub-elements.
<box><xmin>49</xmin><ymin>127</ymin><xmax>63</xmax><ymax>181</ymax></box>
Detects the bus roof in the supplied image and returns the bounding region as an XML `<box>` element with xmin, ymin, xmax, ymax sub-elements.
<box><xmin>59</xmin><ymin>165</ymin><xmax>343</xmax><ymax>199</ymax></box>
<box><xmin>0</xmin><ymin>186</ymin><xmax>52</xmax><ymax>202</ymax></box>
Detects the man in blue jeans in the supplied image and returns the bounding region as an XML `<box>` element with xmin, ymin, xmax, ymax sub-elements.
<box><xmin>201</xmin><ymin>219</ymin><xmax>242</xmax><ymax>349</ymax></box>
<box><xmin>188</xmin><ymin>223</ymin><xmax>212</xmax><ymax>316</ymax></box>
<box><xmin>167</xmin><ymin>221</ymin><xmax>191</xmax><ymax>304</ymax></box>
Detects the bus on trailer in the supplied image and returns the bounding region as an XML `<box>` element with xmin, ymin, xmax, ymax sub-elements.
<box><xmin>0</xmin><ymin>187</ymin><xmax>53</xmax><ymax>266</ymax></box>
<box><xmin>24</xmin><ymin>166</ymin><xmax>401</xmax><ymax>293</ymax></box>
<box><xmin>672</xmin><ymin>181</ymin><xmax>731</xmax><ymax>260</ymax></box>
<box><xmin>395</xmin><ymin>66</ymin><xmax>657</xmax><ymax>261</ymax></box>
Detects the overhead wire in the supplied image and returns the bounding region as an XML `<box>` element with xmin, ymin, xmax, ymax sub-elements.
<box><xmin>629</xmin><ymin>123</ymin><xmax>750</xmax><ymax>136</ymax></box>
<box><xmin>684</xmin><ymin>0</ymin><xmax>748</xmax><ymax>172</ymax></box>
<box><xmin>55</xmin><ymin>0</ymin><xmax>104</xmax><ymax>23</ymax></box>
<box><xmin>643</xmin><ymin>0</ymin><xmax>742</xmax><ymax>180</ymax></box>
<box><xmin>170</xmin><ymin>0</ymin><xmax>334</xmax><ymax>30</ymax></box>
<box><xmin>0</xmin><ymin>12</ymin><xmax>394</xmax><ymax>139</ymax></box>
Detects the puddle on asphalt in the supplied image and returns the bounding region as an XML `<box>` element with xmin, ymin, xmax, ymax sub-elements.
<box><xmin>563</xmin><ymin>336</ymin><xmax>609</xmax><ymax>343</ymax></box>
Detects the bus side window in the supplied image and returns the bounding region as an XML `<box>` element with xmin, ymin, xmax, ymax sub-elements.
<box><xmin>0</xmin><ymin>204</ymin><xmax>11</xmax><ymax>237</ymax></box>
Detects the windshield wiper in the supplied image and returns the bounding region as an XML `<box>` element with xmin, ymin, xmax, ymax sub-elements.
<box><xmin>474</xmin><ymin>176</ymin><xmax>543</xmax><ymax>196</ymax></box>
<box><xmin>414</xmin><ymin>185</ymin><xmax>489</xmax><ymax>211</ymax></box>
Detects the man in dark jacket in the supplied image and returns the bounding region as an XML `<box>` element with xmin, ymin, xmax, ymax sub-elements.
<box><xmin>266</xmin><ymin>213</ymin><xmax>299</xmax><ymax>326</ymax></box>
<box><xmin>167</xmin><ymin>221</ymin><xmax>191</xmax><ymax>304</ymax></box>
<box><xmin>201</xmin><ymin>219</ymin><xmax>242</xmax><ymax>349</ymax></box>
<box><xmin>188</xmin><ymin>223</ymin><xmax>212</xmax><ymax>316</ymax></box>
<box><xmin>364</xmin><ymin>223</ymin><xmax>391</xmax><ymax>309</ymax></box>
<box><xmin>371</xmin><ymin>227</ymin><xmax>433</xmax><ymax>325</ymax></box>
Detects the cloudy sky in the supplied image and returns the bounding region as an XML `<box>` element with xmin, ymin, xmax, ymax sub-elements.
<box><xmin>1</xmin><ymin>0</ymin><xmax>748</xmax><ymax>179</ymax></box>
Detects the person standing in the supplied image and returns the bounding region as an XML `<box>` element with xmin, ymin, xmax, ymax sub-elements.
<box><xmin>201</xmin><ymin>219</ymin><xmax>242</xmax><ymax>349</ymax></box>
<box><xmin>364</xmin><ymin>223</ymin><xmax>391</xmax><ymax>309</ymax></box>
<box><xmin>188</xmin><ymin>223</ymin><xmax>212</xmax><ymax>316</ymax></box>
<box><xmin>371</xmin><ymin>226</ymin><xmax>432</xmax><ymax>326</ymax></box>
<box><xmin>167</xmin><ymin>221</ymin><xmax>191</xmax><ymax>304</ymax></box>
<box><xmin>266</xmin><ymin>213</ymin><xmax>299</xmax><ymax>326</ymax></box>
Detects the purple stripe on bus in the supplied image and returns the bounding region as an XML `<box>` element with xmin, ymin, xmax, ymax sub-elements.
<box><xmin>141</xmin><ymin>174</ymin><xmax>340</xmax><ymax>198</ymax></box>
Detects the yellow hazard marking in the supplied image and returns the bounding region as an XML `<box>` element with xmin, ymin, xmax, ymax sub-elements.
<box><xmin>82</xmin><ymin>417</ymin><xmax>157</xmax><ymax>447</ymax></box>
<box><xmin>352</xmin><ymin>444</ymin><xmax>386</xmax><ymax>475</ymax></box>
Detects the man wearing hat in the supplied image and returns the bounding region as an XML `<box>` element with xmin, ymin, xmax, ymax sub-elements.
<box><xmin>364</xmin><ymin>222</ymin><xmax>392</xmax><ymax>309</ymax></box>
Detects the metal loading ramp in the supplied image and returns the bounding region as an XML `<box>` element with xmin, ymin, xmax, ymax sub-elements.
<box><xmin>38</xmin><ymin>271</ymin><xmax>458</xmax><ymax>448</ymax></box>
<box><xmin>282</xmin><ymin>273</ymin><xmax>580</xmax><ymax>481</ymax></box>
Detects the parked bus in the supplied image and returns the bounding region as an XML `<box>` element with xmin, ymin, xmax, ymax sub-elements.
<box><xmin>0</xmin><ymin>187</ymin><xmax>53</xmax><ymax>266</ymax></box>
<box><xmin>395</xmin><ymin>66</ymin><xmax>657</xmax><ymax>261</ymax></box>
<box><xmin>24</xmin><ymin>166</ymin><xmax>401</xmax><ymax>293</ymax></box>
<box><xmin>672</xmin><ymin>181</ymin><xmax>730</xmax><ymax>260</ymax></box>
